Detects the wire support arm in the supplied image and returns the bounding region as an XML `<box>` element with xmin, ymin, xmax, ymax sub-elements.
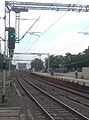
<box><xmin>5</xmin><ymin>1</ymin><xmax>89</xmax><ymax>12</ymax></box>
<box><xmin>14</xmin><ymin>52</ymin><xmax>49</xmax><ymax>55</ymax></box>
<box><xmin>19</xmin><ymin>16</ymin><xmax>40</xmax><ymax>41</ymax></box>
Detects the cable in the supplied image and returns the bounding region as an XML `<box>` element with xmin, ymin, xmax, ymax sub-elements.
<box><xmin>46</xmin><ymin>0</ymin><xmax>82</xmax><ymax>53</ymax></box>
<box><xmin>19</xmin><ymin>16</ymin><xmax>40</xmax><ymax>41</ymax></box>
<box><xmin>23</xmin><ymin>35</ymin><xmax>32</xmax><ymax>51</ymax></box>
<box><xmin>27</xmin><ymin>11</ymin><xmax>68</xmax><ymax>50</ymax></box>
<box><xmin>77</xmin><ymin>0</ymin><xmax>82</xmax><ymax>3</ymax></box>
<box><xmin>80</xmin><ymin>26</ymin><xmax>89</xmax><ymax>31</ymax></box>
<box><xmin>27</xmin><ymin>0</ymin><xmax>81</xmax><ymax>51</ymax></box>
<box><xmin>65</xmin><ymin>58</ymin><xmax>89</xmax><ymax>66</ymax></box>
<box><xmin>53</xmin><ymin>39</ymin><xmax>86</xmax><ymax>54</ymax></box>
<box><xmin>23</xmin><ymin>7</ymin><xmax>49</xmax><ymax>51</ymax></box>
<box><xmin>23</xmin><ymin>0</ymin><xmax>82</xmax><ymax>51</ymax></box>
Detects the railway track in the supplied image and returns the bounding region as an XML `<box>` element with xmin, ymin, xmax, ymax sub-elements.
<box><xmin>17</xmin><ymin>74</ymin><xmax>89</xmax><ymax>120</ymax></box>
<box><xmin>30</xmin><ymin>72</ymin><xmax>89</xmax><ymax>92</ymax></box>
<box><xmin>18</xmin><ymin>71</ymin><xmax>89</xmax><ymax>118</ymax></box>
<box><xmin>29</xmin><ymin>73</ymin><xmax>89</xmax><ymax>106</ymax></box>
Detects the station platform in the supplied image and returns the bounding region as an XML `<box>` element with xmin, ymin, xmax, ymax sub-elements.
<box><xmin>32</xmin><ymin>72</ymin><xmax>89</xmax><ymax>87</ymax></box>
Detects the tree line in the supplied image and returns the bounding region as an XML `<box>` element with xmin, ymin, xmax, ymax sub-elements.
<box><xmin>1</xmin><ymin>46</ymin><xmax>89</xmax><ymax>72</ymax></box>
<box><xmin>31</xmin><ymin>47</ymin><xmax>89</xmax><ymax>72</ymax></box>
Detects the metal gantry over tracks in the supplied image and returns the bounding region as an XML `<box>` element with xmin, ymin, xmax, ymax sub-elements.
<box><xmin>5</xmin><ymin>1</ymin><xmax>89</xmax><ymax>42</ymax></box>
<box><xmin>14</xmin><ymin>52</ymin><xmax>50</xmax><ymax>72</ymax></box>
<box><xmin>5</xmin><ymin>1</ymin><xmax>89</xmax><ymax>12</ymax></box>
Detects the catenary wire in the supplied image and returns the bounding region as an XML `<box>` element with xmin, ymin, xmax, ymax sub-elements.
<box><xmin>53</xmin><ymin>38</ymin><xmax>87</xmax><ymax>54</ymax></box>
<box><xmin>65</xmin><ymin>58</ymin><xmax>89</xmax><ymax>66</ymax></box>
<box><xmin>80</xmin><ymin>26</ymin><xmax>89</xmax><ymax>31</ymax></box>
<box><xmin>23</xmin><ymin>35</ymin><xmax>32</xmax><ymax>51</ymax></box>
<box><xmin>21</xmin><ymin>0</ymin><xmax>82</xmax><ymax>53</ymax></box>
<box><xmin>19</xmin><ymin>16</ymin><xmax>40</xmax><ymax>41</ymax></box>
<box><xmin>27</xmin><ymin>11</ymin><xmax>68</xmax><ymax>50</ymax></box>
<box><xmin>22</xmin><ymin>3</ymin><xmax>50</xmax><ymax>51</ymax></box>
<box><xmin>44</xmin><ymin>0</ymin><xmax>82</xmax><ymax>53</ymax></box>
<box><xmin>27</xmin><ymin>0</ymin><xmax>82</xmax><ymax>51</ymax></box>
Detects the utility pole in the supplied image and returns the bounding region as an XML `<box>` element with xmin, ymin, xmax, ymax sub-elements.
<box><xmin>0</xmin><ymin>36</ymin><xmax>6</xmax><ymax>102</ymax></box>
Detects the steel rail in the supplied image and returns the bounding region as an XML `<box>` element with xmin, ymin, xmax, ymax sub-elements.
<box><xmin>30</xmin><ymin>74</ymin><xmax>89</xmax><ymax>99</ymax></box>
<box><xmin>18</xmin><ymin>79</ymin><xmax>54</xmax><ymax>120</ymax></box>
<box><xmin>18</xmin><ymin>75</ymin><xmax>89</xmax><ymax>120</ymax></box>
<box><xmin>29</xmin><ymin>74</ymin><xmax>89</xmax><ymax>110</ymax></box>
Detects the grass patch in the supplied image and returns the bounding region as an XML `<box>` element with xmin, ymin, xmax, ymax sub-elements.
<box><xmin>10</xmin><ymin>87</ymin><xmax>18</xmax><ymax>94</ymax></box>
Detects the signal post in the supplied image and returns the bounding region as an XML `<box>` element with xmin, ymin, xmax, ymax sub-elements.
<box><xmin>2</xmin><ymin>27</ymin><xmax>16</xmax><ymax>102</ymax></box>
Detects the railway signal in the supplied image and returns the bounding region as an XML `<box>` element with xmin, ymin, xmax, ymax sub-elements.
<box><xmin>8</xmin><ymin>27</ymin><xmax>16</xmax><ymax>51</ymax></box>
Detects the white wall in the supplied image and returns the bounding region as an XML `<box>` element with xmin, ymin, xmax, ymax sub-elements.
<box><xmin>82</xmin><ymin>67</ymin><xmax>89</xmax><ymax>79</ymax></box>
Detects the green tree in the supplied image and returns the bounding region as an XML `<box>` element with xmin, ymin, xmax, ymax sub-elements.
<box><xmin>31</xmin><ymin>58</ymin><xmax>44</xmax><ymax>71</ymax></box>
<box><xmin>45</xmin><ymin>55</ymin><xmax>64</xmax><ymax>69</ymax></box>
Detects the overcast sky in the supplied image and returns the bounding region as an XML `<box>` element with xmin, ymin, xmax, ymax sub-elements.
<box><xmin>1</xmin><ymin>0</ymin><xmax>89</xmax><ymax>64</ymax></box>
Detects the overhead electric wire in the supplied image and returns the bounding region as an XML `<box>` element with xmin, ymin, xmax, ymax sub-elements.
<box><xmin>27</xmin><ymin>11</ymin><xmax>68</xmax><ymax>50</ymax></box>
<box><xmin>27</xmin><ymin>0</ymin><xmax>81</xmax><ymax>51</ymax></box>
<box><xmin>23</xmin><ymin>7</ymin><xmax>49</xmax><ymax>51</ymax></box>
<box><xmin>80</xmin><ymin>26</ymin><xmax>89</xmax><ymax>31</ymax></box>
<box><xmin>19</xmin><ymin>16</ymin><xmax>40</xmax><ymax>41</ymax></box>
<box><xmin>65</xmin><ymin>58</ymin><xmax>89</xmax><ymax>66</ymax></box>
<box><xmin>53</xmin><ymin>39</ymin><xmax>86</xmax><ymax>54</ymax></box>
<box><xmin>23</xmin><ymin>35</ymin><xmax>32</xmax><ymax>51</ymax></box>
<box><xmin>22</xmin><ymin>0</ymin><xmax>57</xmax><ymax>51</ymax></box>
<box><xmin>45</xmin><ymin>0</ymin><xmax>82</xmax><ymax>53</ymax></box>
<box><xmin>23</xmin><ymin>0</ymin><xmax>82</xmax><ymax>52</ymax></box>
